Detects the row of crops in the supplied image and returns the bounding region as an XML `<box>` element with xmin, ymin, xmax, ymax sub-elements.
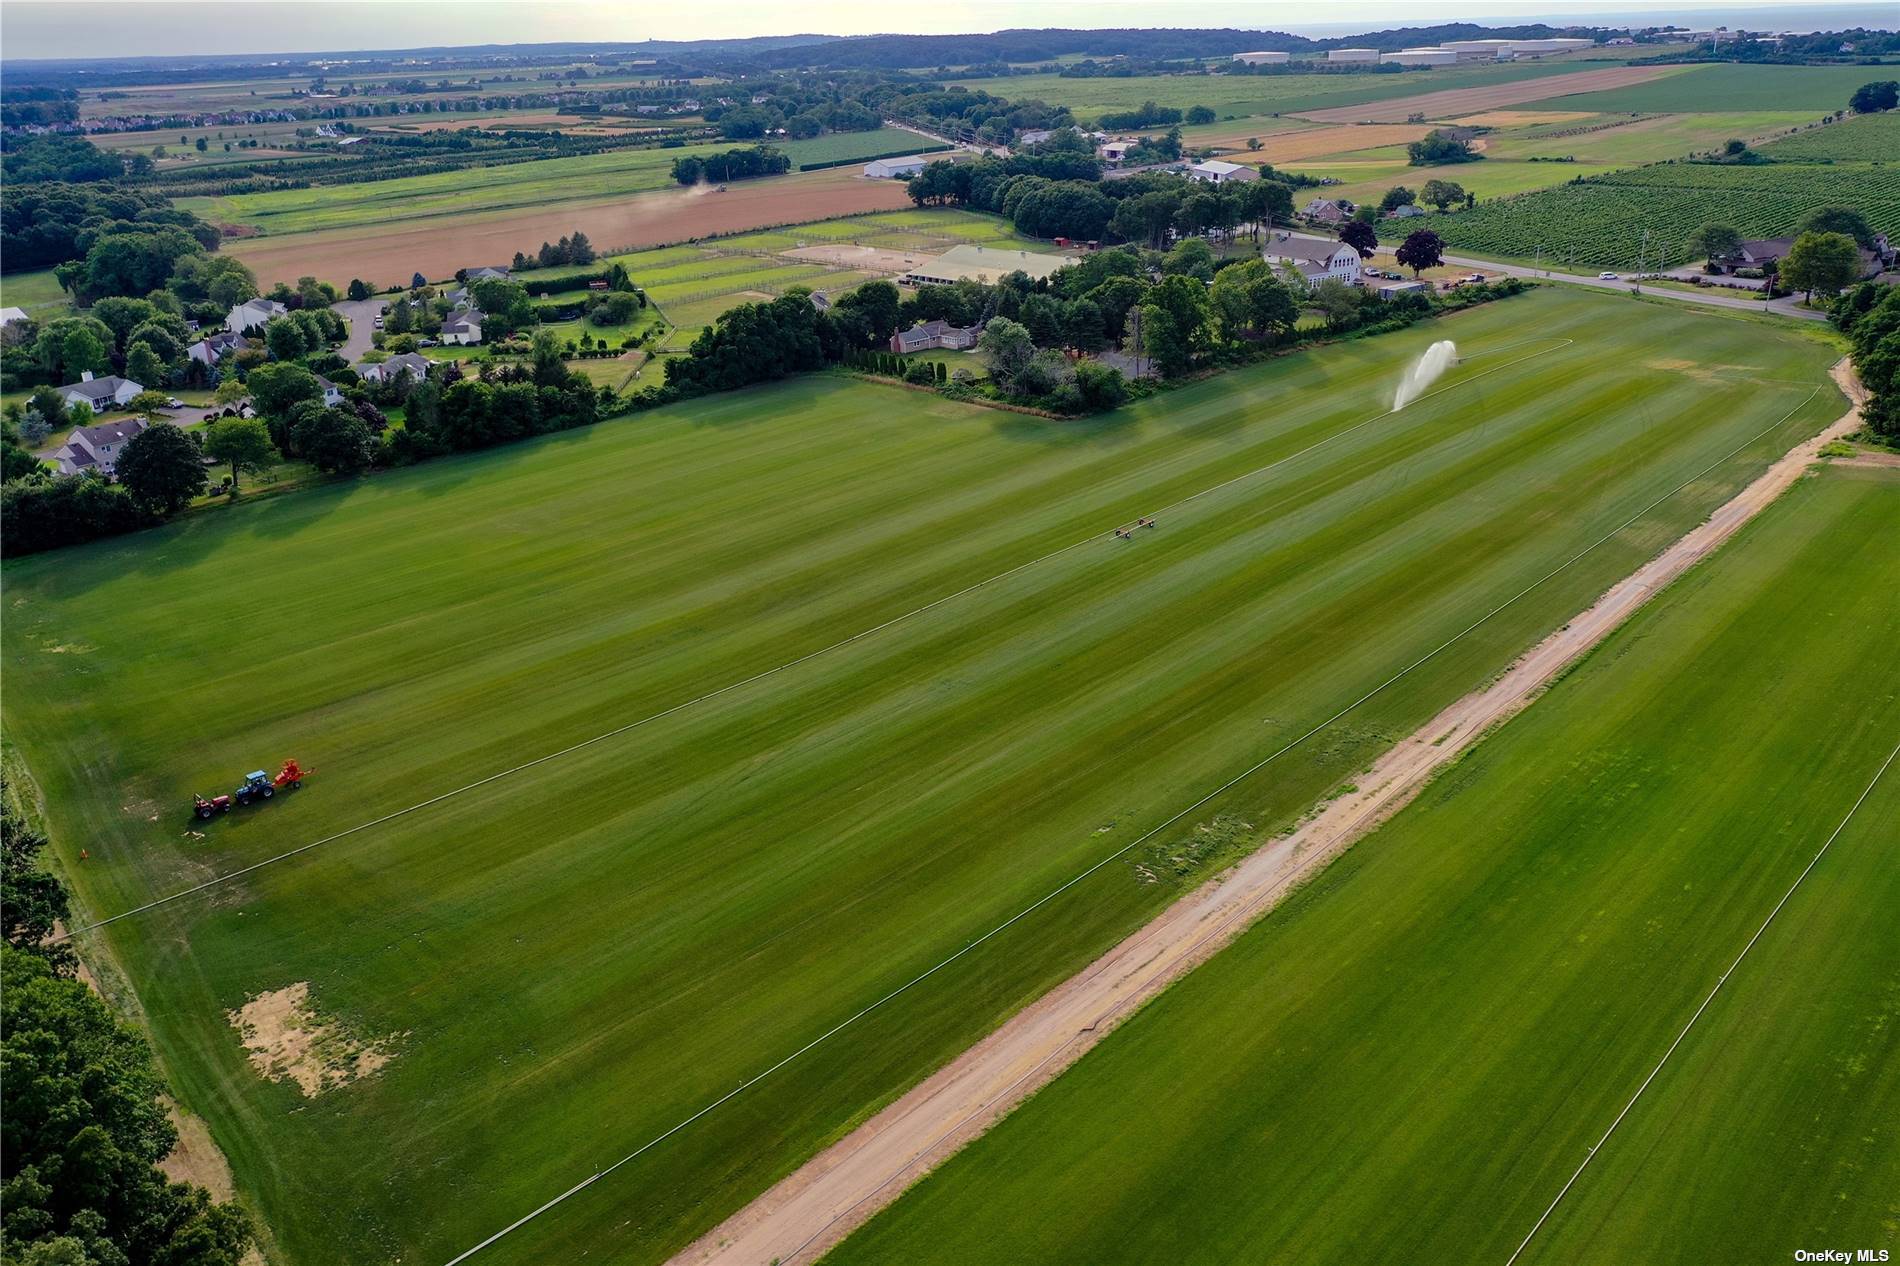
<box><xmin>1379</xmin><ymin>158</ymin><xmax>1900</xmax><ymax>269</ymax></box>
<box><xmin>1756</xmin><ymin>110</ymin><xmax>1900</xmax><ymax>162</ymax></box>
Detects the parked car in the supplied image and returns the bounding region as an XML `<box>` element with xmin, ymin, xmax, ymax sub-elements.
<box><xmin>166</xmin><ymin>397</ymin><xmax>184</xmax><ymax>408</ymax></box>
<box><xmin>1598</xmin><ymin>271</ymin><xmax>1619</xmax><ymax>280</ymax></box>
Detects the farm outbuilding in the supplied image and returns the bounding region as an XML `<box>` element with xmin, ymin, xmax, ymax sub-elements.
<box><xmin>1381</xmin><ymin>48</ymin><xmax>1460</xmax><ymax>66</ymax></box>
<box><xmin>1232</xmin><ymin>51</ymin><xmax>1290</xmax><ymax>65</ymax></box>
<box><xmin>864</xmin><ymin>156</ymin><xmax>931</xmax><ymax>179</ymax></box>
<box><xmin>1326</xmin><ymin>48</ymin><xmax>1381</xmax><ymax>63</ymax></box>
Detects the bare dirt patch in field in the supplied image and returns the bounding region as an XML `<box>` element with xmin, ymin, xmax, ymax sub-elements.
<box><xmin>228</xmin><ymin>982</ymin><xmax>399</xmax><ymax>1097</ymax></box>
<box><xmin>226</xmin><ymin>168</ymin><xmax>915</xmax><ymax>286</ymax></box>
<box><xmin>159</xmin><ymin>1101</ymin><xmax>236</xmax><ymax>1198</ymax></box>
<box><xmin>1201</xmin><ymin>122</ymin><xmax>1431</xmax><ymax>161</ymax></box>
<box><xmin>1296</xmin><ymin>65</ymin><xmax>1682</xmax><ymax>124</ymax></box>
<box><xmin>783</xmin><ymin>243</ymin><xmax>934</xmax><ymax>272</ymax></box>
<box><xmin>1452</xmin><ymin>109</ymin><xmax>1598</xmax><ymax>127</ymax></box>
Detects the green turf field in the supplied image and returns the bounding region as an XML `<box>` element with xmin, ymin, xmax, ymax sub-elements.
<box><xmin>198</xmin><ymin>128</ymin><xmax>937</xmax><ymax>235</ymax></box>
<box><xmin>1521</xmin><ymin>62</ymin><xmax>1883</xmax><ymax>113</ymax></box>
<box><xmin>1</xmin><ymin>289</ymin><xmax>1845</xmax><ymax>1265</ymax></box>
<box><xmin>826</xmin><ymin>460</ymin><xmax>1900</xmax><ymax>1266</ymax></box>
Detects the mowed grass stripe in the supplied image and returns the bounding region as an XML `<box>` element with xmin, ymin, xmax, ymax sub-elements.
<box><xmin>0</xmin><ymin>291</ymin><xmax>1842</xmax><ymax>1264</ymax></box>
<box><xmin>824</xmin><ymin>464</ymin><xmax>1900</xmax><ymax>1266</ymax></box>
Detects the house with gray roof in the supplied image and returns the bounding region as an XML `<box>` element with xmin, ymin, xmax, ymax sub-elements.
<box><xmin>54</xmin><ymin>417</ymin><xmax>149</xmax><ymax>477</ymax></box>
<box><xmin>440</xmin><ymin>305</ymin><xmax>486</xmax><ymax>345</ymax></box>
<box><xmin>1263</xmin><ymin>233</ymin><xmax>1364</xmax><ymax>289</ymax></box>
<box><xmin>226</xmin><ymin>297</ymin><xmax>287</xmax><ymax>333</ymax></box>
<box><xmin>355</xmin><ymin>352</ymin><xmax>432</xmax><ymax>385</ymax></box>
<box><xmin>188</xmin><ymin>330</ymin><xmax>247</xmax><ymax>368</ymax></box>
<box><xmin>58</xmin><ymin>371</ymin><xmax>144</xmax><ymax>412</ymax></box>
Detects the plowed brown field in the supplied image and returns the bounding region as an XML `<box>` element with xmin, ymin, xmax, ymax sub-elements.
<box><xmin>225</xmin><ymin>169</ymin><xmax>915</xmax><ymax>286</ymax></box>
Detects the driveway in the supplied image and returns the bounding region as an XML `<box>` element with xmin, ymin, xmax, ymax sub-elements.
<box><xmin>1441</xmin><ymin>254</ymin><xmax>1828</xmax><ymax>322</ymax></box>
<box><xmin>332</xmin><ymin>297</ymin><xmax>389</xmax><ymax>362</ymax></box>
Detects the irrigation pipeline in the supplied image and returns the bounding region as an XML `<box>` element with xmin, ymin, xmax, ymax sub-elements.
<box><xmin>1503</xmin><ymin>733</ymin><xmax>1900</xmax><ymax>1266</ymax></box>
<box><xmin>59</xmin><ymin>335</ymin><xmax>1574</xmax><ymax>939</ymax></box>
<box><xmin>435</xmin><ymin>381</ymin><xmax>1824</xmax><ymax>1263</ymax></box>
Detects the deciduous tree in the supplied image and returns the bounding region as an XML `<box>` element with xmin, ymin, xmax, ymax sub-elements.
<box><xmin>113</xmin><ymin>422</ymin><xmax>204</xmax><ymax>512</ymax></box>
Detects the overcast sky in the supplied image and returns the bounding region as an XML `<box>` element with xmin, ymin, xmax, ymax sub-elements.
<box><xmin>0</xmin><ymin>0</ymin><xmax>1884</xmax><ymax>60</ymax></box>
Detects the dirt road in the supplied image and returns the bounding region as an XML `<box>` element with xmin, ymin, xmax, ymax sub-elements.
<box><xmin>1296</xmin><ymin>63</ymin><xmax>1683</xmax><ymax>124</ymax></box>
<box><xmin>674</xmin><ymin>363</ymin><xmax>1863</xmax><ymax>1266</ymax></box>
<box><xmin>226</xmin><ymin>169</ymin><xmax>915</xmax><ymax>288</ymax></box>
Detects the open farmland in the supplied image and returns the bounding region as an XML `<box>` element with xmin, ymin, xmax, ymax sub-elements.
<box><xmin>194</xmin><ymin>127</ymin><xmax>940</xmax><ymax>236</ymax></box>
<box><xmin>1518</xmin><ymin>62</ymin><xmax>1890</xmax><ymax>112</ymax></box>
<box><xmin>827</xmin><ymin>459</ymin><xmax>1899</xmax><ymax>1266</ymax></box>
<box><xmin>1757</xmin><ymin>107</ymin><xmax>1900</xmax><ymax>161</ymax></box>
<box><xmin>538</xmin><ymin>208</ymin><xmax>1032</xmax><ymax>347</ymax></box>
<box><xmin>1382</xmin><ymin>160</ymin><xmax>1900</xmax><ymax>269</ymax></box>
<box><xmin>2</xmin><ymin>289</ymin><xmax>1846</xmax><ymax>1265</ymax></box>
<box><xmin>221</xmin><ymin>167</ymin><xmax>917</xmax><ymax>288</ymax></box>
<box><xmin>948</xmin><ymin>61</ymin><xmax>1655</xmax><ymax>125</ymax></box>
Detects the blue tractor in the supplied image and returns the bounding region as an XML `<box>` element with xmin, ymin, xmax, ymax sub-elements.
<box><xmin>232</xmin><ymin>770</ymin><xmax>277</xmax><ymax>806</ymax></box>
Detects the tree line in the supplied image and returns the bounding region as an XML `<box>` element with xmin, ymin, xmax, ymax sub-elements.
<box><xmin>1</xmin><ymin>775</ymin><xmax>255</xmax><ymax>1264</ymax></box>
<box><xmin>1833</xmin><ymin>281</ymin><xmax>1900</xmax><ymax>441</ymax></box>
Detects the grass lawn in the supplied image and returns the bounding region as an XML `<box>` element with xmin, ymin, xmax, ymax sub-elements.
<box><xmin>1519</xmin><ymin>62</ymin><xmax>1886</xmax><ymax>113</ymax></box>
<box><xmin>1482</xmin><ymin>109</ymin><xmax>1825</xmax><ymax>163</ymax></box>
<box><xmin>201</xmin><ymin>128</ymin><xmax>936</xmax><ymax>235</ymax></box>
<box><xmin>0</xmin><ymin>289</ymin><xmax>1845</xmax><ymax>1266</ymax></box>
<box><xmin>0</xmin><ymin>268</ymin><xmax>76</xmax><ymax>317</ymax></box>
<box><xmin>828</xmin><ymin>460</ymin><xmax>1900</xmax><ymax>1266</ymax></box>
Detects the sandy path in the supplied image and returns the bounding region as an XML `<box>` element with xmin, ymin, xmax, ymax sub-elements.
<box><xmin>1296</xmin><ymin>64</ymin><xmax>1684</xmax><ymax>124</ymax></box>
<box><xmin>674</xmin><ymin>362</ymin><xmax>1863</xmax><ymax>1266</ymax></box>
<box><xmin>225</xmin><ymin>169</ymin><xmax>915</xmax><ymax>288</ymax></box>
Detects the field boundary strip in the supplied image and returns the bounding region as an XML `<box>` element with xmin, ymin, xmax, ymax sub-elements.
<box><xmin>57</xmin><ymin>336</ymin><xmax>1574</xmax><ymax>940</ymax></box>
<box><xmin>436</xmin><ymin>382</ymin><xmax>1823</xmax><ymax>1264</ymax></box>
<box><xmin>1503</xmin><ymin>733</ymin><xmax>1900</xmax><ymax>1266</ymax></box>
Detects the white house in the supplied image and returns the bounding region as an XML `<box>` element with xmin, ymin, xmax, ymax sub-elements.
<box><xmin>1263</xmin><ymin>234</ymin><xmax>1364</xmax><ymax>289</ymax></box>
<box><xmin>355</xmin><ymin>352</ymin><xmax>433</xmax><ymax>385</ymax></box>
<box><xmin>1189</xmin><ymin>159</ymin><xmax>1258</xmax><ymax>185</ymax></box>
<box><xmin>58</xmin><ymin>371</ymin><xmax>144</xmax><ymax>412</ymax></box>
<box><xmin>54</xmin><ymin>417</ymin><xmax>148</xmax><ymax>477</ymax></box>
<box><xmin>187</xmin><ymin>330</ymin><xmax>247</xmax><ymax>368</ymax></box>
<box><xmin>0</xmin><ymin>306</ymin><xmax>28</xmax><ymax>328</ymax></box>
<box><xmin>315</xmin><ymin>374</ymin><xmax>343</xmax><ymax>406</ymax></box>
<box><xmin>863</xmin><ymin>155</ymin><xmax>930</xmax><ymax>179</ymax></box>
<box><xmin>227</xmin><ymin>297</ymin><xmax>287</xmax><ymax>333</ymax></box>
<box><xmin>439</xmin><ymin>305</ymin><xmax>485</xmax><ymax>345</ymax></box>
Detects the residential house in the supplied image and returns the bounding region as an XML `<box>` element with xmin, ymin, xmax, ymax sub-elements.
<box><xmin>1017</xmin><ymin>128</ymin><xmax>1056</xmax><ymax>146</ymax></box>
<box><xmin>809</xmin><ymin>292</ymin><xmax>833</xmax><ymax>312</ymax></box>
<box><xmin>1301</xmin><ymin>198</ymin><xmax>1356</xmax><ymax>226</ymax></box>
<box><xmin>54</xmin><ymin>417</ymin><xmax>148</xmax><ymax>477</ymax></box>
<box><xmin>465</xmin><ymin>265</ymin><xmax>511</xmax><ymax>282</ymax></box>
<box><xmin>0</xmin><ymin>306</ymin><xmax>28</xmax><ymax>328</ymax></box>
<box><xmin>1386</xmin><ymin>203</ymin><xmax>1428</xmax><ymax>219</ymax></box>
<box><xmin>1098</xmin><ymin>141</ymin><xmax>1133</xmax><ymax>166</ymax></box>
<box><xmin>440</xmin><ymin>305</ymin><xmax>486</xmax><ymax>345</ymax></box>
<box><xmin>863</xmin><ymin>155</ymin><xmax>930</xmax><ymax>179</ymax></box>
<box><xmin>1263</xmin><ymin>233</ymin><xmax>1364</xmax><ymax>289</ymax></box>
<box><xmin>58</xmin><ymin>371</ymin><xmax>144</xmax><ymax>412</ymax></box>
<box><xmin>226</xmin><ymin>297</ymin><xmax>287</xmax><ymax>333</ymax></box>
<box><xmin>1188</xmin><ymin>159</ymin><xmax>1258</xmax><ymax>185</ymax></box>
<box><xmin>1712</xmin><ymin>234</ymin><xmax>1889</xmax><ymax>278</ymax></box>
<box><xmin>316</xmin><ymin>375</ymin><xmax>343</xmax><ymax>407</ymax></box>
<box><xmin>355</xmin><ymin>352</ymin><xmax>433</xmax><ymax>385</ymax></box>
<box><xmin>889</xmin><ymin>320</ymin><xmax>981</xmax><ymax>354</ymax></box>
<box><xmin>187</xmin><ymin>330</ymin><xmax>247</xmax><ymax>368</ymax></box>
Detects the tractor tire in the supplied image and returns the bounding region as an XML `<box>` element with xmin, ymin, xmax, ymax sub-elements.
<box><xmin>197</xmin><ymin>806</ymin><xmax>213</xmax><ymax>820</ymax></box>
<box><xmin>261</xmin><ymin>786</ymin><xmax>274</xmax><ymax>799</ymax></box>
<box><xmin>292</xmin><ymin>780</ymin><xmax>302</xmax><ymax>789</ymax></box>
<box><xmin>236</xmin><ymin>793</ymin><xmax>250</xmax><ymax>806</ymax></box>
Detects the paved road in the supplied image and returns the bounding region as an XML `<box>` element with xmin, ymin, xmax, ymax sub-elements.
<box><xmin>332</xmin><ymin>297</ymin><xmax>388</xmax><ymax>362</ymax></box>
<box><xmin>1442</xmin><ymin>254</ymin><xmax>1827</xmax><ymax>322</ymax></box>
